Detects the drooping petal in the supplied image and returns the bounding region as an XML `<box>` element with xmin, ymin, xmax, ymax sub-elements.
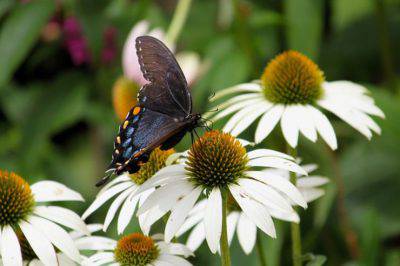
<box><xmin>206</xmin><ymin>93</ymin><xmax>261</xmax><ymax>119</ymax></box>
<box><xmin>223</xmin><ymin>102</ymin><xmax>268</xmax><ymax>133</ymax></box>
<box><xmin>280</xmin><ymin>105</ymin><xmax>300</xmax><ymax>148</ymax></box>
<box><xmin>247</xmin><ymin>148</ymin><xmax>294</xmax><ymax>161</ymax></box>
<box><xmin>230</xmin><ymin>185</ymin><xmax>276</xmax><ymax>238</ymax></box>
<box><xmin>157</xmin><ymin>254</ymin><xmax>192</xmax><ymax>266</ymax></box>
<box><xmin>103</xmin><ymin>186</ymin><xmax>137</xmax><ymax>232</ymax></box>
<box><xmin>212</xmin><ymin>83</ymin><xmax>262</xmax><ymax>101</ymax></box>
<box><xmin>297</xmin><ymin>176</ymin><xmax>329</xmax><ymax>188</ymax></box>
<box><xmin>230</xmin><ymin>103</ymin><xmax>272</xmax><ymax>136</ymax></box>
<box><xmin>34</xmin><ymin>206</ymin><xmax>89</xmax><ymax>234</ymax></box>
<box><xmin>296</xmin><ymin>105</ymin><xmax>317</xmax><ymax>142</ymax></box>
<box><xmin>212</xmin><ymin>98</ymin><xmax>264</xmax><ymax>122</ymax></box>
<box><xmin>300</xmin><ymin>188</ymin><xmax>326</xmax><ymax>202</ymax></box>
<box><xmin>237</xmin><ymin>213</ymin><xmax>257</xmax><ymax>254</ymax></box>
<box><xmin>28</xmin><ymin>215</ymin><xmax>81</xmax><ymax>263</ymax></box>
<box><xmin>82</xmin><ymin>181</ymin><xmax>132</xmax><ymax>220</ymax></box>
<box><xmin>246</xmin><ymin>171</ymin><xmax>307</xmax><ymax>208</ymax></box>
<box><xmin>1</xmin><ymin>226</ymin><xmax>22</xmax><ymax>266</ymax></box>
<box><xmin>157</xmin><ymin>242</ymin><xmax>194</xmax><ymax>257</ymax></box>
<box><xmin>20</xmin><ymin>220</ymin><xmax>57</xmax><ymax>266</ymax></box>
<box><xmin>31</xmin><ymin>181</ymin><xmax>84</xmax><ymax>202</ymax></box>
<box><xmin>307</xmin><ymin>106</ymin><xmax>337</xmax><ymax>150</ymax></box>
<box><xmin>74</xmin><ymin>236</ymin><xmax>117</xmax><ymax>251</ymax></box>
<box><xmin>165</xmin><ymin>187</ymin><xmax>202</xmax><ymax>242</ymax></box>
<box><xmin>248</xmin><ymin>157</ymin><xmax>307</xmax><ymax>176</ymax></box>
<box><xmin>255</xmin><ymin>104</ymin><xmax>285</xmax><ymax>144</ymax></box>
<box><xmin>117</xmin><ymin>192</ymin><xmax>141</xmax><ymax>234</ymax></box>
<box><xmin>227</xmin><ymin>211</ymin><xmax>240</xmax><ymax>245</ymax></box>
<box><xmin>186</xmin><ymin>222</ymin><xmax>206</xmax><ymax>251</ymax></box>
<box><xmin>204</xmin><ymin>188</ymin><xmax>222</xmax><ymax>253</ymax></box>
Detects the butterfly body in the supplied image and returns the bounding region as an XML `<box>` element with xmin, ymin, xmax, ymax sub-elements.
<box><xmin>96</xmin><ymin>36</ymin><xmax>202</xmax><ymax>186</ymax></box>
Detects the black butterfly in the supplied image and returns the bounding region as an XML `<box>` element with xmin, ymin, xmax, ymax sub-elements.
<box><xmin>96</xmin><ymin>36</ymin><xmax>203</xmax><ymax>186</ymax></box>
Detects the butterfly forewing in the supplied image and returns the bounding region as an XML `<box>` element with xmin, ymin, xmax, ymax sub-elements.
<box><xmin>136</xmin><ymin>36</ymin><xmax>192</xmax><ymax>115</ymax></box>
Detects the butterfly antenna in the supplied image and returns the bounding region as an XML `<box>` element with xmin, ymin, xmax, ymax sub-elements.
<box><xmin>95</xmin><ymin>169</ymin><xmax>115</xmax><ymax>187</ymax></box>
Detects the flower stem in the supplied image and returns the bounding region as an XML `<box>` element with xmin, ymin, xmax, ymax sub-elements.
<box><xmin>220</xmin><ymin>189</ymin><xmax>231</xmax><ymax>266</ymax></box>
<box><xmin>256</xmin><ymin>230</ymin><xmax>267</xmax><ymax>266</ymax></box>
<box><xmin>166</xmin><ymin>0</ymin><xmax>193</xmax><ymax>45</ymax></box>
<box><xmin>326</xmin><ymin>146</ymin><xmax>360</xmax><ymax>259</ymax></box>
<box><xmin>287</xmin><ymin>145</ymin><xmax>302</xmax><ymax>266</ymax></box>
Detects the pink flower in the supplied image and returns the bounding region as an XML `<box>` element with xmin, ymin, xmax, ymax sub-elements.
<box><xmin>63</xmin><ymin>17</ymin><xmax>91</xmax><ymax>66</ymax></box>
<box><xmin>101</xmin><ymin>26</ymin><xmax>118</xmax><ymax>65</ymax></box>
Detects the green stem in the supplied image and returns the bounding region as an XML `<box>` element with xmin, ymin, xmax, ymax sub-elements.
<box><xmin>287</xmin><ymin>145</ymin><xmax>302</xmax><ymax>266</ymax></box>
<box><xmin>220</xmin><ymin>189</ymin><xmax>231</xmax><ymax>266</ymax></box>
<box><xmin>256</xmin><ymin>230</ymin><xmax>267</xmax><ymax>266</ymax></box>
<box><xmin>166</xmin><ymin>0</ymin><xmax>193</xmax><ymax>45</ymax></box>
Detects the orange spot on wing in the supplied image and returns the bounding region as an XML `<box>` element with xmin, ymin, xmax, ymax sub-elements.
<box><xmin>133</xmin><ymin>106</ymin><xmax>141</xmax><ymax>115</ymax></box>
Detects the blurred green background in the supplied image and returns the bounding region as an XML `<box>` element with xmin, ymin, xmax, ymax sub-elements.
<box><xmin>0</xmin><ymin>0</ymin><xmax>399</xmax><ymax>265</ymax></box>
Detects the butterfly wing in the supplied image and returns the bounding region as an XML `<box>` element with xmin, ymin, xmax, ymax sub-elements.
<box><xmin>105</xmin><ymin>106</ymin><xmax>188</xmax><ymax>177</ymax></box>
<box><xmin>136</xmin><ymin>36</ymin><xmax>192</xmax><ymax>116</ymax></box>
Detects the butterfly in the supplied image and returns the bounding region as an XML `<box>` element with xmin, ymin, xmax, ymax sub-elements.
<box><xmin>96</xmin><ymin>36</ymin><xmax>203</xmax><ymax>186</ymax></box>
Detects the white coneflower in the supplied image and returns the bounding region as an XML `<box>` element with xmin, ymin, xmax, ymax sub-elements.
<box><xmin>83</xmin><ymin>233</ymin><xmax>193</xmax><ymax>266</ymax></box>
<box><xmin>208</xmin><ymin>51</ymin><xmax>384</xmax><ymax>149</ymax></box>
<box><xmin>0</xmin><ymin>170</ymin><xmax>88</xmax><ymax>266</ymax></box>
<box><xmin>13</xmin><ymin>224</ymin><xmax>115</xmax><ymax>265</ymax></box>
<box><xmin>82</xmin><ymin>148</ymin><xmax>175</xmax><ymax>234</ymax></box>
<box><xmin>172</xmin><ymin>163</ymin><xmax>329</xmax><ymax>255</ymax></box>
<box><xmin>133</xmin><ymin>130</ymin><xmax>308</xmax><ymax>254</ymax></box>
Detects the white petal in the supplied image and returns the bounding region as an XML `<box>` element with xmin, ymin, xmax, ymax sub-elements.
<box><xmin>246</xmin><ymin>171</ymin><xmax>307</xmax><ymax>208</ymax></box>
<box><xmin>204</xmin><ymin>188</ymin><xmax>222</xmax><ymax>253</ymax></box>
<box><xmin>223</xmin><ymin>102</ymin><xmax>268</xmax><ymax>133</ymax></box>
<box><xmin>227</xmin><ymin>212</ymin><xmax>240</xmax><ymax>245</ymax></box>
<box><xmin>230</xmin><ymin>185</ymin><xmax>276</xmax><ymax>238</ymax></box>
<box><xmin>255</xmin><ymin>104</ymin><xmax>284</xmax><ymax>143</ymax></box>
<box><xmin>230</xmin><ymin>103</ymin><xmax>271</xmax><ymax>136</ymax></box>
<box><xmin>28</xmin><ymin>216</ymin><xmax>80</xmax><ymax>263</ymax></box>
<box><xmin>31</xmin><ymin>181</ymin><xmax>84</xmax><ymax>202</ymax></box>
<box><xmin>1</xmin><ymin>226</ymin><xmax>22</xmax><ymax>266</ymax></box>
<box><xmin>157</xmin><ymin>242</ymin><xmax>194</xmax><ymax>257</ymax></box>
<box><xmin>237</xmin><ymin>213</ymin><xmax>257</xmax><ymax>254</ymax></box>
<box><xmin>208</xmin><ymin>93</ymin><xmax>261</xmax><ymax>117</ymax></box>
<box><xmin>137</xmin><ymin>181</ymin><xmax>194</xmax><ymax>215</ymax></box>
<box><xmin>318</xmin><ymin>99</ymin><xmax>373</xmax><ymax>139</ymax></box>
<box><xmin>301</xmin><ymin>163</ymin><xmax>318</xmax><ymax>174</ymax></box>
<box><xmin>157</xmin><ymin>255</ymin><xmax>192</xmax><ymax>266</ymax></box>
<box><xmin>74</xmin><ymin>236</ymin><xmax>116</xmax><ymax>251</ymax></box>
<box><xmin>103</xmin><ymin>186</ymin><xmax>137</xmax><ymax>231</ymax></box>
<box><xmin>83</xmin><ymin>252</ymin><xmax>114</xmax><ymax>266</ymax></box>
<box><xmin>296</xmin><ymin>105</ymin><xmax>317</xmax><ymax>142</ymax></box>
<box><xmin>280</xmin><ymin>106</ymin><xmax>299</xmax><ymax>147</ymax></box>
<box><xmin>175</xmin><ymin>208</ymin><xmax>205</xmax><ymax>237</ymax></box>
<box><xmin>186</xmin><ymin>222</ymin><xmax>206</xmax><ymax>251</ymax></box>
<box><xmin>297</xmin><ymin>176</ymin><xmax>329</xmax><ymax>188</ymax></box>
<box><xmin>300</xmin><ymin>188</ymin><xmax>326</xmax><ymax>202</ymax></box>
<box><xmin>97</xmin><ymin>174</ymin><xmax>130</xmax><ymax>196</ymax></box>
<box><xmin>20</xmin><ymin>220</ymin><xmax>57</xmax><ymax>266</ymax></box>
<box><xmin>211</xmin><ymin>98</ymin><xmax>264</xmax><ymax>121</ymax></box>
<box><xmin>134</xmin><ymin>165</ymin><xmax>187</xmax><ymax>195</ymax></box>
<box><xmin>268</xmin><ymin>208</ymin><xmax>300</xmax><ymax>223</ymax></box>
<box><xmin>212</xmin><ymin>83</ymin><xmax>262</xmax><ymax>101</ymax></box>
<box><xmin>34</xmin><ymin>206</ymin><xmax>89</xmax><ymax>234</ymax></box>
<box><xmin>238</xmin><ymin>178</ymin><xmax>293</xmax><ymax>213</ymax></box>
<box><xmin>82</xmin><ymin>181</ymin><xmax>132</xmax><ymax>219</ymax></box>
<box><xmin>117</xmin><ymin>192</ymin><xmax>141</xmax><ymax>234</ymax></box>
<box><xmin>248</xmin><ymin>157</ymin><xmax>307</xmax><ymax>176</ymax></box>
<box><xmin>165</xmin><ymin>187</ymin><xmax>202</xmax><ymax>242</ymax></box>
<box><xmin>153</xmin><ymin>260</ymin><xmax>173</xmax><ymax>266</ymax></box>
<box><xmin>247</xmin><ymin>148</ymin><xmax>294</xmax><ymax>161</ymax></box>
<box><xmin>307</xmin><ymin>106</ymin><xmax>337</xmax><ymax>150</ymax></box>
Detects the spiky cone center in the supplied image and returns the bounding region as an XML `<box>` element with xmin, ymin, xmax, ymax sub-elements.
<box><xmin>113</xmin><ymin>76</ymin><xmax>140</xmax><ymax>121</ymax></box>
<box><xmin>261</xmin><ymin>50</ymin><xmax>325</xmax><ymax>104</ymax></box>
<box><xmin>0</xmin><ymin>170</ymin><xmax>34</xmax><ymax>227</ymax></box>
<box><xmin>186</xmin><ymin>130</ymin><xmax>248</xmax><ymax>189</ymax></box>
<box><xmin>130</xmin><ymin>148</ymin><xmax>175</xmax><ymax>185</ymax></box>
<box><xmin>114</xmin><ymin>233</ymin><xmax>159</xmax><ymax>266</ymax></box>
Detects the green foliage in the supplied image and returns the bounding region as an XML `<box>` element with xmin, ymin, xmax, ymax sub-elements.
<box><xmin>0</xmin><ymin>0</ymin><xmax>55</xmax><ymax>88</ymax></box>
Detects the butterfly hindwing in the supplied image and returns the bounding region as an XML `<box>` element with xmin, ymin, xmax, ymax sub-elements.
<box><xmin>109</xmin><ymin>105</ymin><xmax>188</xmax><ymax>175</ymax></box>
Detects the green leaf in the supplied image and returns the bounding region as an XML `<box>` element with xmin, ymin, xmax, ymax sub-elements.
<box><xmin>284</xmin><ymin>0</ymin><xmax>324</xmax><ymax>60</ymax></box>
<box><xmin>0</xmin><ymin>0</ymin><xmax>55</xmax><ymax>88</ymax></box>
<box><xmin>332</xmin><ymin>0</ymin><xmax>374</xmax><ymax>32</ymax></box>
<box><xmin>305</xmin><ymin>254</ymin><xmax>327</xmax><ymax>266</ymax></box>
<box><xmin>0</xmin><ymin>0</ymin><xmax>14</xmax><ymax>19</ymax></box>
